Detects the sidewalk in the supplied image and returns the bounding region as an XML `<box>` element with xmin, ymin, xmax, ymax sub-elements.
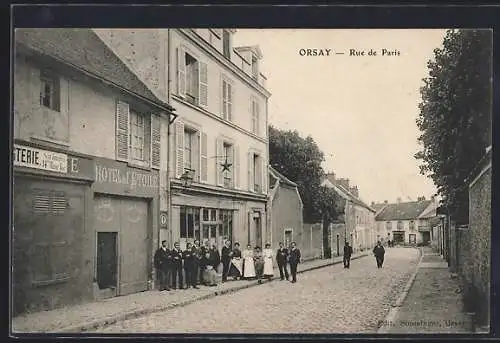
<box><xmin>12</xmin><ymin>252</ymin><xmax>368</xmax><ymax>333</ymax></box>
<box><xmin>378</xmin><ymin>247</ymin><xmax>475</xmax><ymax>334</ymax></box>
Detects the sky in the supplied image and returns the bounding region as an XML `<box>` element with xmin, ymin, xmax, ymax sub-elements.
<box><xmin>233</xmin><ymin>29</ymin><xmax>447</xmax><ymax>205</ymax></box>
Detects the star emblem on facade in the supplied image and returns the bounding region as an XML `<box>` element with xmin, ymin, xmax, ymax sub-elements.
<box><xmin>221</xmin><ymin>158</ymin><xmax>232</xmax><ymax>172</ymax></box>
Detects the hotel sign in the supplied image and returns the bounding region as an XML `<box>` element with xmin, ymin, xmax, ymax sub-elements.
<box><xmin>13</xmin><ymin>144</ymin><xmax>67</xmax><ymax>173</ymax></box>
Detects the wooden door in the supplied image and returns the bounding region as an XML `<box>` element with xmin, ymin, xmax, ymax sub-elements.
<box><xmin>96</xmin><ymin>232</ymin><xmax>118</xmax><ymax>289</ymax></box>
<box><xmin>119</xmin><ymin>198</ymin><xmax>149</xmax><ymax>296</ymax></box>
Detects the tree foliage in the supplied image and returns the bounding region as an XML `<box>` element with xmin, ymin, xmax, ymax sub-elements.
<box><xmin>269</xmin><ymin>125</ymin><xmax>339</xmax><ymax>223</ymax></box>
<box><xmin>415</xmin><ymin>29</ymin><xmax>492</xmax><ymax>224</ymax></box>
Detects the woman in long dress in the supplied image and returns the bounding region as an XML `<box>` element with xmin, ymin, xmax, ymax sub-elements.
<box><xmin>227</xmin><ymin>242</ymin><xmax>243</xmax><ymax>280</ymax></box>
<box><xmin>263</xmin><ymin>243</ymin><xmax>274</xmax><ymax>280</ymax></box>
<box><xmin>242</xmin><ymin>244</ymin><xmax>256</xmax><ymax>279</ymax></box>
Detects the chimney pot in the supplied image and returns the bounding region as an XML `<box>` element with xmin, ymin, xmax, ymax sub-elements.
<box><xmin>384</xmin><ymin>200</ymin><xmax>388</xmax><ymax>204</ymax></box>
<box><xmin>397</xmin><ymin>197</ymin><xmax>402</xmax><ymax>203</ymax></box>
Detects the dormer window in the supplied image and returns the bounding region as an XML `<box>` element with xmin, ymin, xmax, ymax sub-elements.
<box><xmin>223</xmin><ymin>30</ymin><xmax>231</xmax><ymax>59</ymax></box>
<box><xmin>251</xmin><ymin>56</ymin><xmax>259</xmax><ymax>80</ymax></box>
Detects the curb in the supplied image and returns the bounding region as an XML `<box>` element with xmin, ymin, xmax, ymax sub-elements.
<box><xmin>60</xmin><ymin>253</ymin><xmax>369</xmax><ymax>333</ymax></box>
<box><xmin>377</xmin><ymin>247</ymin><xmax>423</xmax><ymax>334</ymax></box>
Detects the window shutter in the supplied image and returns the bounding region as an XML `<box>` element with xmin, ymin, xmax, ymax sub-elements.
<box><xmin>228</xmin><ymin>83</ymin><xmax>234</xmax><ymax>122</ymax></box>
<box><xmin>234</xmin><ymin>145</ymin><xmax>240</xmax><ymax>189</ymax></box>
<box><xmin>144</xmin><ymin>114</ymin><xmax>152</xmax><ymax>164</ymax></box>
<box><xmin>216</xmin><ymin>138</ymin><xmax>223</xmax><ymax>186</ymax></box>
<box><xmin>175</xmin><ymin>121</ymin><xmax>184</xmax><ymax>178</ymax></box>
<box><xmin>248</xmin><ymin>151</ymin><xmax>254</xmax><ymax>192</ymax></box>
<box><xmin>177</xmin><ymin>48</ymin><xmax>186</xmax><ymax>97</ymax></box>
<box><xmin>255</xmin><ymin>101</ymin><xmax>260</xmax><ymax>136</ymax></box>
<box><xmin>261</xmin><ymin>158</ymin><xmax>267</xmax><ymax>194</ymax></box>
<box><xmin>151</xmin><ymin>114</ymin><xmax>161</xmax><ymax>169</ymax></box>
<box><xmin>31</xmin><ymin>67</ymin><xmax>41</xmax><ymax>107</ymax></box>
<box><xmin>115</xmin><ymin>100</ymin><xmax>130</xmax><ymax>162</ymax></box>
<box><xmin>199</xmin><ymin>61</ymin><xmax>208</xmax><ymax>107</ymax></box>
<box><xmin>200</xmin><ymin>132</ymin><xmax>208</xmax><ymax>183</ymax></box>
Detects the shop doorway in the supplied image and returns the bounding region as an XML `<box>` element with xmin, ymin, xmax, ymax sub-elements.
<box><xmin>422</xmin><ymin>231</ymin><xmax>430</xmax><ymax>245</ymax></box>
<box><xmin>392</xmin><ymin>231</ymin><xmax>405</xmax><ymax>245</ymax></box>
<box><xmin>96</xmin><ymin>232</ymin><xmax>118</xmax><ymax>290</ymax></box>
<box><xmin>409</xmin><ymin>233</ymin><xmax>417</xmax><ymax>245</ymax></box>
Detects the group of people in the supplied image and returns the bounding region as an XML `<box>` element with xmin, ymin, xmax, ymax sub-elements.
<box><xmin>342</xmin><ymin>240</ymin><xmax>386</xmax><ymax>269</ymax></box>
<box><xmin>154</xmin><ymin>239</ymin><xmax>303</xmax><ymax>291</ymax></box>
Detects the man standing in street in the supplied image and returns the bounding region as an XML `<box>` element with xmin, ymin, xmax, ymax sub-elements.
<box><xmin>193</xmin><ymin>240</ymin><xmax>203</xmax><ymax>286</ymax></box>
<box><xmin>343</xmin><ymin>241</ymin><xmax>353</xmax><ymax>269</ymax></box>
<box><xmin>182</xmin><ymin>242</ymin><xmax>198</xmax><ymax>289</ymax></box>
<box><xmin>154</xmin><ymin>240</ymin><xmax>171</xmax><ymax>291</ymax></box>
<box><xmin>221</xmin><ymin>240</ymin><xmax>232</xmax><ymax>283</ymax></box>
<box><xmin>171</xmin><ymin>242</ymin><xmax>184</xmax><ymax>289</ymax></box>
<box><xmin>288</xmin><ymin>242</ymin><xmax>301</xmax><ymax>283</ymax></box>
<box><xmin>276</xmin><ymin>242</ymin><xmax>289</xmax><ymax>281</ymax></box>
<box><xmin>373</xmin><ymin>241</ymin><xmax>386</xmax><ymax>268</ymax></box>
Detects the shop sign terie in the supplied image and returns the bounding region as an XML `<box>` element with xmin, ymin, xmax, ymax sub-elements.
<box><xmin>13</xmin><ymin>144</ymin><xmax>68</xmax><ymax>173</ymax></box>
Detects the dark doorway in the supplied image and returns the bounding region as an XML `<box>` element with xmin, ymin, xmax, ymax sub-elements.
<box><xmin>422</xmin><ymin>231</ymin><xmax>431</xmax><ymax>245</ymax></box>
<box><xmin>254</xmin><ymin>215</ymin><xmax>262</xmax><ymax>248</ymax></box>
<box><xmin>392</xmin><ymin>231</ymin><xmax>405</xmax><ymax>245</ymax></box>
<box><xmin>96</xmin><ymin>232</ymin><xmax>118</xmax><ymax>290</ymax></box>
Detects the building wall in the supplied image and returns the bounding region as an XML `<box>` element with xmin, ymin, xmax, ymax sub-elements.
<box><xmin>13</xmin><ymin>52</ymin><xmax>160</xmax><ymax>313</ymax></box>
<box><xmin>374</xmin><ymin>219</ymin><xmax>426</xmax><ymax>244</ymax></box>
<box><xmin>271</xmin><ymin>183</ymin><xmax>303</xmax><ymax>249</ymax></box>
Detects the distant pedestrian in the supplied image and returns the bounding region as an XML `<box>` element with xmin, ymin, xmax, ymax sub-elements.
<box><xmin>387</xmin><ymin>239</ymin><xmax>392</xmax><ymax>248</ymax></box>
<box><xmin>242</xmin><ymin>244</ymin><xmax>256</xmax><ymax>279</ymax></box>
<box><xmin>343</xmin><ymin>241</ymin><xmax>353</xmax><ymax>269</ymax></box>
<box><xmin>171</xmin><ymin>242</ymin><xmax>183</xmax><ymax>289</ymax></box>
<box><xmin>262</xmin><ymin>243</ymin><xmax>274</xmax><ymax>280</ymax></box>
<box><xmin>276</xmin><ymin>242</ymin><xmax>289</xmax><ymax>281</ymax></box>
<box><xmin>221</xmin><ymin>240</ymin><xmax>232</xmax><ymax>282</ymax></box>
<box><xmin>254</xmin><ymin>246</ymin><xmax>265</xmax><ymax>284</ymax></box>
<box><xmin>288</xmin><ymin>242</ymin><xmax>301</xmax><ymax>283</ymax></box>
<box><xmin>373</xmin><ymin>241</ymin><xmax>386</xmax><ymax>268</ymax></box>
<box><xmin>182</xmin><ymin>242</ymin><xmax>198</xmax><ymax>289</ymax></box>
<box><xmin>154</xmin><ymin>240</ymin><xmax>171</xmax><ymax>291</ymax></box>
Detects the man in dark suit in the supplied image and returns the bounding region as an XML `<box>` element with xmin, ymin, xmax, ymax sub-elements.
<box><xmin>276</xmin><ymin>242</ymin><xmax>289</xmax><ymax>281</ymax></box>
<box><xmin>182</xmin><ymin>242</ymin><xmax>198</xmax><ymax>289</ymax></box>
<box><xmin>154</xmin><ymin>240</ymin><xmax>171</xmax><ymax>291</ymax></box>
<box><xmin>343</xmin><ymin>241</ymin><xmax>353</xmax><ymax>269</ymax></box>
<box><xmin>170</xmin><ymin>242</ymin><xmax>183</xmax><ymax>289</ymax></box>
<box><xmin>221</xmin><ymin>240</ymin><xmax>232</xmax><ymax>282</ymax></box>
<box><xmin>288</xmin><ymin>242</ymin><xmax>301</xmax><ymax>283</ymax></box>
<box><xmin>373</xmin><ymin>241</ymin><xmax>386</xmax><ymax>268</ymax></box>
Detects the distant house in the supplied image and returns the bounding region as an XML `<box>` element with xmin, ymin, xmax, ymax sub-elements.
<box><xmin>374</xmin><ymin>197</ymin><xmax>439</xmax><ymax>245</ymax></box>
<box><xmin>322</xmin><ymin>173</ymin><xmax>376</xmax><ymax>256</ymax></box>
<box><xmin>268</xmin><ymin>167</ymin><xmax>321</xmax><ymax>261</ymax></box>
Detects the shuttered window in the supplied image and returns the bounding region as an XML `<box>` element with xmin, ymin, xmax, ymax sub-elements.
<box><xmin>32</xmin><ymin>189</ymin><xmax>68</xmax><ymax>216</ymax></box>
<box><xmin>115</xmin><ymin>100</ymin><xmax>160</xmax><ymax>170</ymax></box>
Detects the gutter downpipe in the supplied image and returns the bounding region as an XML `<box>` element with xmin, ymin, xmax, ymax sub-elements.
<box><xmin>166</xmin><ymin>29</ymin><xmax>176</xmax><ymax>247</ymax></box>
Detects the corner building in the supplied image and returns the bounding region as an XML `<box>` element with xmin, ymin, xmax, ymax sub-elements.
<box><xmin>96</xmin><ymin>29</ymin><xmax>272</xmax><ymax>252</ymax></box>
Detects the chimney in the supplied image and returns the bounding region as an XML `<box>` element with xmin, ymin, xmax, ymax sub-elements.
<box><xmin>384</xmin><ymin>200</ymin><xmax>388</xmax><ymax>204</ymax></box>
<box><xmin>371</xmin><ymin>201</ymin><xmax>375</xmax><ymax>206</ymax></box>
<box><xmin>326</xmin><ymin>172</ymin><xmax>336</xmax><ymax>185</ymax></box>
<box><xmin>417</xmin><ymin>196</ymin><xmax>426</xmax><ymax>201</ymax></box>
<box><xmin>337</xmin><ymin>178</ymin><xmax>350</xmax><ymax>190</ymax></box>
<box><xmin>349</xmin><ymin>186</ymin><xmax>359</xmax><ymax>197</ymax></box>
<box><xmin>397</xmin><ymin>197</ymin><xmax>402</xmax><ymax>203</ymax></box>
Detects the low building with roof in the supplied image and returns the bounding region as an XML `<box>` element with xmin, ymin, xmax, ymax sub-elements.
<box><xmin>321</xmin><ymin>173</ymin><xmax>377</xmax><ymax>256</ymax></box>
<box><xmin>13</xmin><ymin>28</ymin><xmax>176</xmax><ymax>315</ymax></box>
<box><xmin>268</xmin><ymin>167</ymin><xmax>321</xmax><ymax>261</ymax></box>
<box><xmin>374</xmin><ymin>196</ymin><xmax>439</xmax><ymax>245</ymax></box>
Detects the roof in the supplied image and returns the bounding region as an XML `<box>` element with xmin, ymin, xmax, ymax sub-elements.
<box><xmin>15</xmin><ymin>28</ymin><xmax>175</xmax><ymax>112</ymax></box>
<box><xmin>321</xmin><ymin>178</ymin><xmax>375</xmax><ymax>213</ymax></box>
<box><xmin>372</xmin><ymin>203</ymin><xmax>387</xmax><ymax>213</ymax></box>
<box><xmin>234</xmin><ymin>45</ymin><xmax>263</xmax><ymax>59</ymax></box>
<box><xmin>375</xmin><ymin>200</ymin><xmax>433</xmax><ymax>221</ymax></box>
<box><xmin>269</xmin><ymin>166</ymin><xmax>298</xmax><ymax>187</ymax></box>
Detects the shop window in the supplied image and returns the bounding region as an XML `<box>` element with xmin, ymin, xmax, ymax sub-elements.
<box><xmin>180</xmin><ymin>207</ymin><xmax>200</xmax><ymax>240</ymax></box>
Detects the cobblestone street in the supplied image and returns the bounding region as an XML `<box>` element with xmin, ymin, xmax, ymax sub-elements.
<box><xmin>97</xmin><ymin>247</ymin><xmax>419</xmax><ymax>334</ymax></box>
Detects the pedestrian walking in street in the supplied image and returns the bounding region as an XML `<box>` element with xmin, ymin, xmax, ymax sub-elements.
<box><xmin>182</xmin><ymin>242</ymin><xmax>198</xmax><ymax>289</ymax></box>
<box><xmin>227</xmin><ymin>242</ymin><xmax>243</xmax><ymax>280</ymax></box>
<box><xmin>343</xmin><ymin>241</ymin><xmax>353</xmax><ymax>269</ymax></box>
<box><xmin>262</xmin><ymin>243</ymin><xmax>274</xmax><ymax>280</ymax></box>
<box><xmin>170</xmin><ymin>242</ymin><xmax>183</xmax><ymax>289</ymax></box>
<box><xmin>242</xmin><ymin>244</ymin><xmax>256</xmax><ymax>279</ymax></box>
<box><xmin>288</xmin><ymin>242</ymin><xmax>301</xmax><ymax>283</ymax></box>
<box><xmin>276</xmin><ymin>242</ymin><xmax>289</xmax><ymax>281</ymax></box>
<box><xmin>373</xmin><ymin>241</ymin><xmax>386</xmax><ymax>268</ymax></box>
<box><xmin>221</xmin><ymin>240</ymin><xmax>232</xmax><ymax>282</ymax></box>
<box><xmin>154</xmin><ymin>240</ymin><xmax>171</xmax><ymax>291</ymax></box>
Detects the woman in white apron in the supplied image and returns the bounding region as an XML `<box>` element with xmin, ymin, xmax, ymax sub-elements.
<box><xmin>227</xmin><ymin>242</ymin><xmax>243</xmax><ymax>280</ymax></box>
<box><xmin>242</xmin><ymin>244</ymin><xmax>256</xmax><ymax>279</ymax></box>
<box><xmin>263</xmin><ymin>243</ymin><xmax>274</xmax><ymax>280</ymax></box>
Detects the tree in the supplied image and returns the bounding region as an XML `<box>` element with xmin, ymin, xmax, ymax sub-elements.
<box><xmin>415</xmin><ymin>29</ymin><xmax>492</xmax><ymax>224</ymax></box>
<box><xmin>268</xmin><ymin>125</ymin><xmax>339</xmax><ymax>223</ymax></box>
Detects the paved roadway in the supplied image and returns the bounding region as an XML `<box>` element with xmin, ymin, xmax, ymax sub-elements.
<box><xmin>97</xmin><ymin>247</ymin><xmax>420</xmax><ymax>334</ymax></box>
